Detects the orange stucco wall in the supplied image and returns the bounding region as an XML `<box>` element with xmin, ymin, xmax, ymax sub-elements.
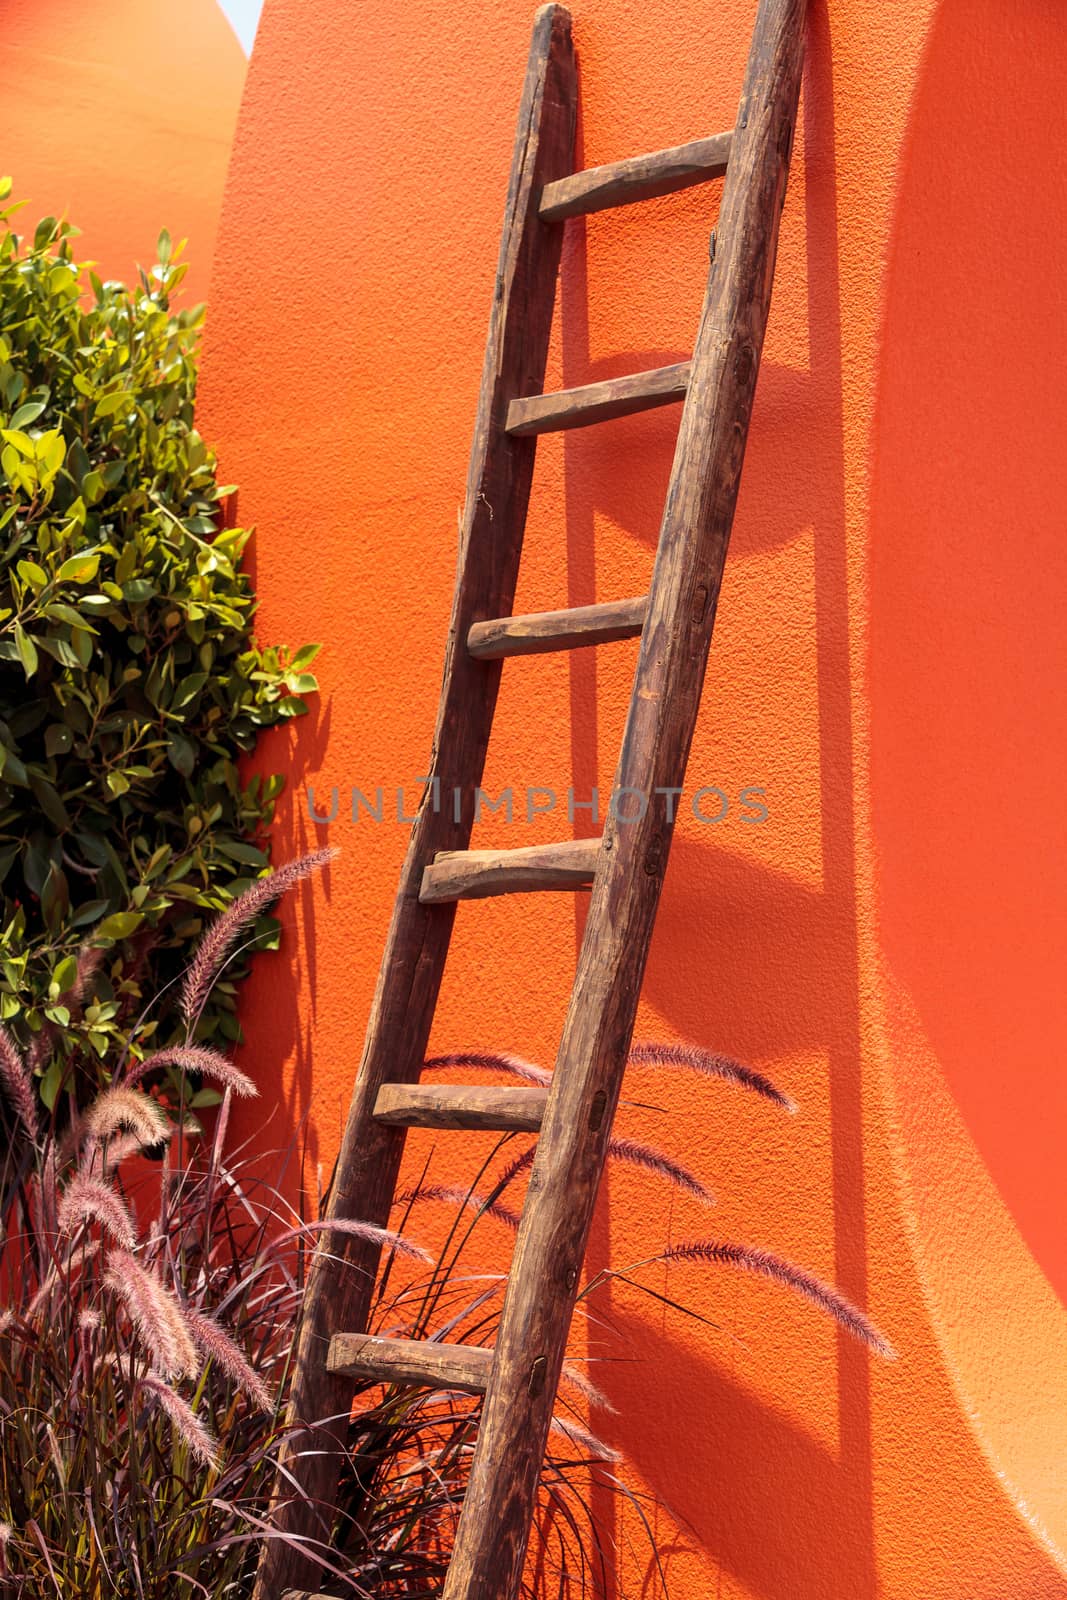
<box><xmin>0</xmin><ymin>0</ymin><xmax>245</xmax><ymax>302</ymax></box>
<box><xmin>17</xmin><ymin>0</ymin><xmax>1058</xmax><ymax>1593</ymax></box>
<box><xmin>196</xmin><ymin>0</ymin><xmax>1067</xmax><ymax>1594</ymax></box>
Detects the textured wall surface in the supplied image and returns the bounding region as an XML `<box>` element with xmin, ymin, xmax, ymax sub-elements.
<box><xmin>189</xmin><ymin>0</ymin><xmax>1065</xmax><ymax>1594</ymax></box>
<box><xmin>0</xmin><ymin>0</ymin><xmax>245</xmax><ymax>300</ymax></box>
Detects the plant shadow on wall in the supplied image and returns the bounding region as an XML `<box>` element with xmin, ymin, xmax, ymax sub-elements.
<box><xmin>0</xmin><ymin>855</ymin><xmax>891</xmax><ymax>1598</ymax></box>
<box><xmin>0</xmin><ymin>192</ymin><xmax>320</xmax><ymax>1148</ymax></box>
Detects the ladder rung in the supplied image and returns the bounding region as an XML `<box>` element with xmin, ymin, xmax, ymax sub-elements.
<box><xmin>326</xmin><ymin>1332</ymin><xmax>493</xmax><ymax>1395</ymax></box>
<box><xmin>506</xmin><ymin>361</ymin><xmax>690</xmax><ymax>436</ymax></box>
<box><xmin>374</xmin><ymin>1082</ymin><xmax>548</xmax><ymax>1131</ymax></box>
<box><xmin>539</xmin><ymin>131</ymin><xmax>733</xmax><ymax>222</ymax></box>
<box><xmin>468</xmin><ymin>595</ymin><xmax>647</xmax><ymax>659</ymax></box>
<box><xmin>420</xmin><ymin>837</ymin><xmax>599</xmax><ymax>903</ymax></box>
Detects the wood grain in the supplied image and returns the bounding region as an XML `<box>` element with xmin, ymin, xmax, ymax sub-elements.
<box><xmin>326</xmin><ymin>1333</ymin><xmax>493</xmax><ymax>1394</ymax></box>
<box><xmin>539</xmin><ymin>130</ymin><xmax>732</xmax><ymax>221</ymax></box>
<box><xmin>442</xmin><ymin>2</ymin><xmax>808</xmax><ymax>1596</ymax></box>
<box><xmin>467</xmin><ymin>595</ymin><xmax>647</xmax><ymax>658</ymax></box>
<box><xmin>373</xmin><ymin>1082</ymin><xmax>548</xmax><ymax>1131</ymax></box>
<box><xmin>250</xmin><ymin>12</ymin><xmax>577</xmax><ymax>1598</ymax></box>
<box><xmin>506</xmin><ymin>361</ymin><xmax>690</xmax><ymax>435</ymax></box>
<box><xmin>419</xmin><ymin>837</ymin><xmax>599</xmax><ymax>903</ymax></box>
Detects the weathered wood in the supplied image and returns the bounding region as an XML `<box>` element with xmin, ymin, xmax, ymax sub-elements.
<box><xmin>467</xmin><ymin>595</ymin><xmax>647</xmax><ymax>658</ymax></box>
<box><xmin>539</xmin><ymin>130</ymin><xmax>732</xmax><ymax>221</ymax></box>
<box><xmin>420</xmin><ymin>837</ymin><xmax>599</xmax><ymax>903</ymax></box>
<box><xmin>506</xmin><ymin>361</ymin><xmax>690</xmax><ymax>436</ymax></box>
<box><xmin>442</xmin><ymin>2</ymin><xmax>808</xmax><ymax>1596</ymax></box>
<box><xmin>374</xmin><ymin>1082</ymin><xmax>548</xmax><ymax>1131</ymax></box>
<box><xmin>251</xmin><ymin>14</ymin><xmax>577</xmax><ymax>1599</ymax></box>
<box><xmin>326</xmin><ymin>1333</ymin><xmax>494</xmax><ymax>1395</ymax></box>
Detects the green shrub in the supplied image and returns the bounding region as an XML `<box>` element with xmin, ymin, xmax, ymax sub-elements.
<box><xmin>0</xmin><ymin>184</ymin><xmax>317</xmax><ymax>1116</ymax></box>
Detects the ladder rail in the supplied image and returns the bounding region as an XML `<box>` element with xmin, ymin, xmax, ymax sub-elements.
<box><xmin>251</xmin><ymin>12</ymin><xmax>577</xmax><ymax>1597</ymax></box>
<box><xmin>442</xmin><ymin>1</ymin><xmax>808</xmax><ymax>1594</ymax></box>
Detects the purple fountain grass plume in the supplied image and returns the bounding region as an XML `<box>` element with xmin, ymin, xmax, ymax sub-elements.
<box><xmin>57</xmin><ymin>1174</ymin><xmax>136</xmax><ymax>1250</ymax></box>
<box><xmin>135</xmin><ymin>1369</ymin><xmax>221</xmax><ymax>1472</ymax></box>
<box><xmin>180</xmin><ymin>846</ymin><xmax>336</xmax><ymax>1029</ymax></box>
<box><xmin>185</xmin><ymin>1307</ymin><xmax>273</xmax><ymax>1413</ymax></box>
<box><xmin>392</xmin><ymin>1183</ymin><xmax>522</xmax><ymax>1232</ymax></box>
<box><xmin>628</xmin><ymin>1041</ymin><xmax>797</xmax><ymax>1114</ymax></box>
<box><xmin>661</xmin><ymin>1239</ymin><xmax>895</xmax><ymax>1357</ymax></box>
<box><xmin>559</xmin><ymin>1362</ymin><xmax>616</xmax><ymax>1414</ymax></box>
<box><xmin>269</xmin><ymin>1217</ymin><xmax>431</xmax><ymax>1262</ymax></box>
<box><xmin>0</xmin><ymin>1521</ymin><xmax>12</xmax><ymax>1583</ymax></box>
<box><xmin>0</xmin><ymin>1024</ymin><xmax>38</xmax><ymax>1139</ymax></box>
<box><xmin>606</xmin><ymin>1137</ymin><xmax>713</xmax><ymax>1205</ymax></box>
<box><xmin>83</xmin><ymin>1088</ymin><xmax>171</xmax><ymax>1152</ymax></box>
<box><xmin>423</xmin><ymin>1051</ymin><xmax>552</xmax><ymax>1087</ymax></box>
<box><xmin>492</xmin><ymin>1138</ymin><xmax>711</xmax><ymax>1205</ymax></box>
<box><xmin>104</xmin><ymin>1249</ymin><xmax>199</xmax><ymax>1379</ymax></box>
<box><xmin>549</xmin><ymin>1413</ymin><xmax>619</xmax><ymax>1463</ymax></box>
<box><xmin>125</xmin><ymin>1045</ymin><xmax>257</xmax><ymax>1098</ymax></box>
<box><xmin>66</xmin><ymin>941</ymin><xmax>104</xmax><ymax>1012</ymax></box>
<box><xmin>493</xmin><ymin>1145</ymin><xmax>537</xmax><ymax>1191</ymax></box>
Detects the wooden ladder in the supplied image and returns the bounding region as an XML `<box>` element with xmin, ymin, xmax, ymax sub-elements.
<box><xmin>257</xmin><ymin>1</ymin><xmax>806</xmax><ymax>1595</ymax></box>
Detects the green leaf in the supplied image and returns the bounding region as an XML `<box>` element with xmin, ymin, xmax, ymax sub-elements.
<box><xmin>44</xmin><ymin>723</ymin><xmax>73</xmax><ymax>757</ymax></box>
<box><xmin>40</xmin><ymin>861</ymin><xmax>70</xmax><ymax>931</ymax></box>
<box><xmin>214</xmin><ymin>838</ymin><xmax>269</xmax><ymax>866</ymax></box>
<box><xmin>43</xmin><ymin>602</ymin><xmax>97</xmax><ymax>631</ymax></box>
<box><xmin>56</xmin><ymin>550</ymin><xmax>101</xmax><ymax>583</ymax></box>
<box><xmin>276</xmin><ymin>696</ymin><xmax>308</xmax><ymax>719</ymax></box>
<box><xmin>94</xmin><ymin>390</ymin><xmax>131</xmax><ymax>418</ymax></box>
<box><xmin>171</xmin><ymin>671</ymin><xmax>207</xmax><ymax>710</ymax></box>
<box><xmin>30</xmin><ymin>774</ymin><xmax>71</xmax><ymax>830</ymax></box>
<box><xmin>39</xmin><ymin>1059</ymin><xmax>63</xmax><ymax>1112</ymax></box>
<box><xmin>189</xmin><ymin>1087</ymin><xmax>224</xmax><ymax>1109</ymax></box>
<box><xmin>69</xmin><ymin>898</ymin><xmax>111</xmax><ymax>929</ymax></box>
<box><xmin>17</xmin><ymin>559</ymin><xmax>48</xmax><ymax>588</ymax></box>
<box><xmin>13</xmin><ymin>622</ymin><xmax>38</xmax><ymax>678</ymax></box>
<box><xmin>51</xmin><ymin>954</ymin><xmax>80</xmax><ymax>994</ymax></box>
<box><xmin>10</xmin><ymin>401</ymin><xmax>45</xmax><ymax>429</ymax></box>
<box><xmin>0</xmin><ymin>745</ymin><xmax>29</xmax><ymax>786</ymax></box>
<box><xmin>166</xmin><ymin>733</ymin><xmax>195</xmax><ymax>777</ymax></box>
<box><xmin>285</xmin><ymin>671</ymin><xmax>318</xmax><ymax>695</ymax></box>
<box><xmin>35</xmin><ymin>429</ymin><xmax>65</xmax><ymax>475</ymax></box>
<box><xmin>95</xmin><ymin>911</ymin><xmax>144</xmax><ymax>941</ymax></box>
<box><xmin>289</xmin><ymin>643</ymin><xmax>323</xmax><ymax>671</ymax></box>
<box><xmin>0</xmin><ymin>429</ymin><xmax>35</xmax><ymax>460</ymax></box>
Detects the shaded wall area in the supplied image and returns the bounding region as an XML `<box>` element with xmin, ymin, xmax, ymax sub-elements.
<box><xmin>194</xmin><ymin>1</ymin><xmax>1067</xmax><ymax>1596</ymax></box>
